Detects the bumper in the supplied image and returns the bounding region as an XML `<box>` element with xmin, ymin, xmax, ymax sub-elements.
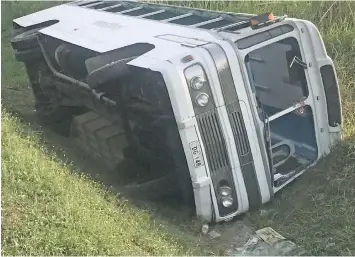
<box><xmin>178</xmin><ymin>118</ymin><xmax>214</xmax><ymax>222</ymax></box>
<box><xmin>177</xmin><ymin>105</ymin><xmax>252</xmax><ymax>222</ymax></box>
<box><xmin>144</xmin><ymin>56</ymin><xmax>266</xmax><ymax>223</ymax></box>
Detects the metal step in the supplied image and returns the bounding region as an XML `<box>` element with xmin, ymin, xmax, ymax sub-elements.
<box><xmin>162</xmin><ymin>13</ymin><xmax>193</xmax><ymax>22</ymax></box>
<box><xmin>138</xmin><ymin>9</ymin><xmax>165</xmax><ymax>18</ymax></box>
<box><xmin>190</xmin><ymin>17</ymin><xmax>224</xmax><ymax>28</ymax></box>
<box><xmin>118</xmin><ymin>6</ymin><xmax>143</xmax><ymax>14</ymax></box>
<box><xmin>83</xmin><ymin>1</ymin><xmax>103</xmax><ymax>8</ymax></box>
<box><xmin>73</xmin><ymin>0</ymin><xmax>256</xmax><ymax>32</ymax></box>
<box><xmin>213</xmin><ymin>20</ymin><xmax>250</xmax><ymax>31</ymax></box>
<box><xmin>98</xmin><ymin>3</ymin><xmax>122</xmax><ymax>11</ymax></box>
<box><xmin>76</xmin><ymin>0</ymin><xmax>100</xmax><ymax>7</ymax></box>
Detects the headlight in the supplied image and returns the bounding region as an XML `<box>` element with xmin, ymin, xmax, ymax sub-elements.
<box><xmin>195</xmin><ymin>93</ymin><xmax>209</xmax><ymax>107</ymax></box>
<box><xmin>219</xmin><ymin>185</ymin><xmax>232</xmax><ymax>197</ymax></box>
<box><xmin>190</xmin><ymin>76</ymin><xmax>206</xmax><ymax>90</ymax></box>
<box><xmin>222</xmin><ymin>196</ymin><xmax>234</xmax><ymax>208</ymax></box>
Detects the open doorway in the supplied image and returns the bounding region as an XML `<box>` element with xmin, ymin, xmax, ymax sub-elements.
<box><xmin>244</xmin><ymin>37</ymin><xmax>318</xmax><ymax>187</ymax></box>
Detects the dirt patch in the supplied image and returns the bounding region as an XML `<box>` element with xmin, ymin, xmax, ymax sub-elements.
<box><xmin>2</xmin><ymin>85</ymin><xmax>308</xmax><ymax>256</ymax></box>
<box><xmin>1</xmin><ymin>86</ymin><xmax>224</xmax><ymax>253</ymax></box>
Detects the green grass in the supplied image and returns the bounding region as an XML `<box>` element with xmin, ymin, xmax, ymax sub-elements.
<box><xmin>1</xmin><ymin>1</ymin><xmax>355</xmax><ymax>256</ymax></box>
<box><xmin>1</xmin><ymin>110</ymin><xmax>194</xmax><ymax>255</ymax></box>
<box><xmin>248</xmin><ymin>141</ymin><xmax>355</xmax><ymax>255</ymax></box>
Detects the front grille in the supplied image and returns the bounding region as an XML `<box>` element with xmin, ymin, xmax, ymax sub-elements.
<box><xmin>196</xmin><ymin>109</ymin><xmax>239</xmax><ymax>216</ymax></box>
<box><xmin>227</xmin><ymin>103</ymin><xmax>250</xmax><ymax>156</ymax></box>
<box><xmin>196</xmin><ymin>109</ymin><xmax>230</xmax><ymax>175</ymax></box>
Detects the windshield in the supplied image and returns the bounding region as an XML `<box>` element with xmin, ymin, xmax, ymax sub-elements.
<box><xmin>245</xmin><ymin>37</ymin><xmax>308</xmax><ymax>117</ymax></box>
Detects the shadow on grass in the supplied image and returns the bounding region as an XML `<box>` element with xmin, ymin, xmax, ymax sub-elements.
<box><xmin>3</xmin><ymin>95</ymin><xmax>233</xmax><ymax>255</ymax></box>
<box><xmin>4</xmin><ymin>100</ymin><xmax>193</xmax><ymax>214</ymax></box>
<box><xmin>2</xmin><ymin>95</ymin><xmax>209</xmax><ymax>248</ymax></box>
<box><xmin>248</xmin><ymin>135</ymin><xmax>355</xmax><ymax>255</ymax></box>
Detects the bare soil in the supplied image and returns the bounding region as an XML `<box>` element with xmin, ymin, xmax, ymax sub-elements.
<box><xmin>1</xmin><ymin>85</ymin><xmax>249</xmax><ymax>255</ymax></box>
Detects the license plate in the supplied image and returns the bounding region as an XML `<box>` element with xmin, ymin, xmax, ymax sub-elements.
<box><xmin>189</xmin><ymin>141</ymin><xmax>204</xmax><ymax>168</ymax></box>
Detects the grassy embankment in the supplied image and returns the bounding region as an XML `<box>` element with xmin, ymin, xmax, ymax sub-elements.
<box><xmin>2</xmin><ymin>1</ymin><xmax>355</xmax><ymax>256</ymax></box>
<box><xmin>1</xmin><ymin>2</ymin><xmax>194</xmax><ymax>255</ymax></box>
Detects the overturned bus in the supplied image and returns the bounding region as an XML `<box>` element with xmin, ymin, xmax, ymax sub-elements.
<box><xmin>11</xmin><ymin>0</ymin><xmax>342</xmax><ymax>223</ymax></box>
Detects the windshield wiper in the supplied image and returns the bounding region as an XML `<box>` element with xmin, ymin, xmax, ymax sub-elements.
<box><xmin>289</xmin><ymin>56</ymin><xmax>308</xmax><ymax>69</ymax></box>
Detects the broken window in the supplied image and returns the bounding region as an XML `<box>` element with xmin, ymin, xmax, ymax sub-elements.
<box><xmin>245</xmin><ymin>37</ymin><xmax>308</xmax><ymax>116</ymax></box>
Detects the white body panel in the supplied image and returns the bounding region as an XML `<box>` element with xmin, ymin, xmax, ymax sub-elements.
<box><xmin>13</xmin><ymin>2</ymin><xmax>341</xmax><ymax>222</ymax></box>
<box><xmin>14</xmin><ymin>4</ymin><xmax>220</xmax><ymax>54</ymax></box>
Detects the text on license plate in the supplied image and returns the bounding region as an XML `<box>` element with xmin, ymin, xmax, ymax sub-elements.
<box><xmin>189</xmin><ymin>141</ymin><xmax>204</xmax><ymax>168</ymax></box>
